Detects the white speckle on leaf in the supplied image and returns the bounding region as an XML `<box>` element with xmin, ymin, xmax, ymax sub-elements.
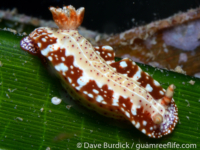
<box><xmin>8</xmin><ymin>88</ymin><xmax>17</xmax><ymax>93</ymax></box>
<box><xmin>51</xmin><ymin>97</ymin><xmax>62</xmax><ymax>105</ymax></box>
<box><xmin>185</xmin><ymin>100</ymin><xmax>190</xmax><ymax>107</ymax></box>
<box><xmin>40</xmin><ymin>108</ymin><xmax>44</xmax><ymax>112</ymax></box>
<box><xmin>6</xmin><ymin>93</ymin><xmax>10</xmax><ymax>98</ymax></box>
<box><xmin>3</xmin><ymin>27</ymin><xmax>17</xmax><ymax>34</ymax></box>
<box><xmin>173</xmin><ymin>66</ymin><xmax>186</xmax><ymax>74</ymax></box>
<box><xmin>0</xmin><ymin>61</ymin><xmax>3</xmax><ymax>67</ymax></box>
<box><xmin>189</xmin><ymin>80</ymin><xmax>195</xmax><ymax>85</ymax></box>
<box><xmin>66</xmin><ymin>105</ymin><xmax>72</xmax><ymax>110</ymax></box>
<box><xmin>12</xmin><ymin>88</ymin><xmax>17</xmax><ymax>92</ymax></box>
<box><xmin>16</xmin><ymin>117</ymin><xmax>23</xmax><ymax>121</ymax></box>
<box><xmin>46</xmin><ymin>147</ymin><xmax>51</xmax><ymax>150</ymax></box>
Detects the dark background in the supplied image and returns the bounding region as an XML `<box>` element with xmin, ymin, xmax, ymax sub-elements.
<box><xmin>1</xmin><ymin>0</ymin><xmax>200</xmax><ymax>33</ymax></box>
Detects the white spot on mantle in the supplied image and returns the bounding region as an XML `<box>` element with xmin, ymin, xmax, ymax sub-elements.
<box><xmin>153</xmin><ymin>80</ymin><xmax>160</xmax><ymax>86</ymax></box>
<box><xmin>55</xmin><ymin>63</ymin><xmax>68</xmax><ymax>72</ymax></box>
<box><xmin>133</xmin><ymin>69</ymin><xmax>142</xmax><ymax>80</ymax></box>
<box><xmin>125</xmin><ymin>111</ymin><xmax>130</xmax><ymax>118</ymax></box>
<box><xmin>96</xmin><ymin>95</ymin><xmax>103</xmax><ymax>102</ymax></box>
<box><xmin>61</xmin><ymin>57</ymin><xmax>65</xmax><ymax>61</ymax></box>
<box><xmin>93</xmin><ymin>89</ymin><xmax>99</xmax><ymax>94</ymax></box>
<box><xmin>131</xmin><ymin>108</ymin><xmax>137</xmax><ymax>116</ymax></box>
<box><xmin>141</xmin><ymin>129</ymin><xmax>146</xmax><ymax>134</ymax></box>
<box><xmin>146</xmin><ymin>84</ymin><xmax>153</xmax><ymax>92</ymax></box>
<box><xmin>120</xmin><ymin>61</ymin><xmax>128</xmax><ymax>68</ymax></box>
<box><xmin>135</xmin><ymin>122</ymin><xmax>140</xmax><ymax>128</ymax></box>
<box><xmin>42</xmin><ymin>38</ymin><xmax>47</xmax><ymax>42</ymax></box>
<box><xmin>88</xmin><ymin>93</ymin><xmax>94</xmax><ymax>98</ymax></box>
<box><xmin>102</xmin><ymin>45</ymin><xmax>113</xmax><ymax>51</ymax></box>
<box><xmin>48</xmin><ymin>56</ymin><xmax>53</xmax><ymax>61</ymax></box>
<box><xmin>143</xmin><ymin>120</ymin><xmax>147</xmax><ymax>126</ymax></box>
<box><xmin>159</xmin><ymin>91</ymin><xmax>164</xmax><ymax>95</ymax></box>
<box><xmin>132</xmin><ymin>120</ymin><xmax>135</xmax><ymax>125</ymax></box>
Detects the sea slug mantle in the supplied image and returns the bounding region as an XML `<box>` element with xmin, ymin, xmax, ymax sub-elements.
<box><xmin>20</xmin><ymin>5</ymin><xmax>178</xmax><ymax>138</ymax></box>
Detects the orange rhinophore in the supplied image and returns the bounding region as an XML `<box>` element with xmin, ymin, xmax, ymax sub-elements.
<box><xmin>49</xmin><ymin>5</ymin><xmax>85</xmax><ymax>30</ymax></box>
<box><xmin>161</xmin><ymin>84</ymin><xmax>175</xmax><ymax>105</ymax></box>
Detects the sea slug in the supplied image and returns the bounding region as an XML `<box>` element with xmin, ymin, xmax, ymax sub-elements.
<box><xmin>20</xmin><ymin>5</ymin><xmax>178</xmax><ymax>138</ymax></box>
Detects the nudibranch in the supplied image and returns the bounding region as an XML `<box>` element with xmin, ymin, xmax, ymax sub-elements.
<box><xmin>20</xmin><ymin>5</ymin><xmax>178</xmax><ymax>138</ymax></box>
